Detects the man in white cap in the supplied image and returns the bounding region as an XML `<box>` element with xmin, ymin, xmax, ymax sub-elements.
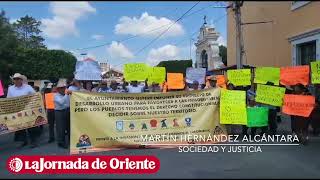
<box><xmin>54</xmin><ymin>80</ymin><xmax>71</xmax><ymax>149</ymax></box>
<box><xmin>7</xmin><ymin>73</ymin><xmax>38</xmax><ymax>148</ymax></box>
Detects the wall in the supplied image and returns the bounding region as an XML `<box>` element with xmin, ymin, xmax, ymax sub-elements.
<box><xmin>227</xmin><ymin>1</ymin><xmax>320</xmax><ymax>67</ymax></box>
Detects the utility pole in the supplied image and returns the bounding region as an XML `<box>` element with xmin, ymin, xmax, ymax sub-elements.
<box><xmin>233</xmin><ymin>1</ymin><xmax>244</xmax><ymax>69</ymax></box>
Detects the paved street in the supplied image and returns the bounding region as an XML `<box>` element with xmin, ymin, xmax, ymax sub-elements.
<box><xmin>1</xmin><ymin>115</ymin><xmax>320</xmax><ymax>179</ymax></box>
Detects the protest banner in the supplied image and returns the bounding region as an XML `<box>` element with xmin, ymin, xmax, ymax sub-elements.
<box><xmin>124</xmin><ymin>63</ymin><xmax>149</xmax><ymax>81</ymax></box>
<box><xmin>70</xmin><ymin>88</ymin><xmax>226</xmax><ymax>154</ymax></box>
<box><xmin>0</xmin><ymin>92</ymin><xmax>47</xmax><ymax>135</ymax></box>
<box><xmin>282</xmin><ymin>94</ymin><xmax>315</xmax><ymax>117</ymax></box>
<box><xmin>254</xmin><ymin>67</ymin><xmax>280</xmax><ymax>85</ymax></box>
<box><xmin>255</xmin><ymin>84</ymin><xmax>286</xmax><ymax>106</ymax></box>
<box><xmin>311</xmin><ymin>61</ymin><xmax>320</xmax><ymax>84</ymax></box>
<box><xmin>74</xmin><ymin>59</ymin><xmax>102</xmax><ymax>81</ymax></box>
<box><xmin>148</xmin><ymin>67</ymin><xmax>166</xmax><ymax>84</ymax></box>
<box><xmin>227</xmin><ymin>69</ymin><xmax>251</xmax><ymax>86</ymax></box>
<box><xmin>186</xmin><ymin>68</ymin><xmax>206</xmax><ymax>84</ymax></box>
<box><xmin>167</xmin><ymin>73</ymin><xmax>185</xmax><ymax>90</ymax></box>
<box><xmin>247</xmin><ymin>107</ymin><xmax>268</xmax><ymax>127</ymax></box>
<box><xmin>280</xmin><ymin>65</ymin><xmax>309</xmax><ymax>86</ymax></box>
<box><xmin>216</xmin><ymin>75</ymin><xmax>227</xmax><ymax>89</ymax></box>
<box><xmin>0</xmin><ymin>80</ymin><xmax>3</xmax><ymax>96</ymax></box>
<box><xmin>220</xmin><ymin>89</ymin><xmax>247</xmax><ymax>125</ymax></box>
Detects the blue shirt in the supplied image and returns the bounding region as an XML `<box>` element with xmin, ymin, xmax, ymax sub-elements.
<box><xmin>68</xmin><ymin>85</ymin><xmax>80</xmax><ymax>92</ymax></box>
<box><xmin>7</xmin><ymin>84</ymin><xmax>35</xmax><ymax>98</ymax></box>
<box><xmin>54</xmin><ymin>93</ymin><xmax>70</xmax><ymax>110</ymax></box>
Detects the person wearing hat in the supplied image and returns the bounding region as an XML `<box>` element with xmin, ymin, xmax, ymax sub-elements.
<box><xmin>54</xmin><ymin>80</ymin><xmax>71</xmax><ymax>149</ymax></box>
<box><xmin>7</xmin><ymin>73</ymin><xmax>38</xmax><ymax>148</ymax></box>
<box><xmin>205</xmin><ymin>76</ymin><xmax>217</xmax><ymax>89</ymax></box>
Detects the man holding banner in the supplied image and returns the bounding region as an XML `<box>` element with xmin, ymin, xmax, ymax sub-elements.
<box><xmin>7</xmin><ymin>73</ymin><xmax>38</xmax><ymax>148</ymax></box>
<box><xmin>54</xmin><ymin>81</ymin><xmax>71</xmax><ymax>149</ymax></box>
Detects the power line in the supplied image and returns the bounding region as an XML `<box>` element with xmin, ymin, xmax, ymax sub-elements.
<box><xmin>73</xmin><ymin>2</ymin><xmax>228</xmax><ymax>52</ymax></box>
<box><xmin>133</xmin><ymin>1</ymin><xmax>201</xmax><ymax>56</ymax></box>
<box><xmin>112</xmin><ymin>11</ymin><xmax>229</xmax><ymax>69</ymax></box>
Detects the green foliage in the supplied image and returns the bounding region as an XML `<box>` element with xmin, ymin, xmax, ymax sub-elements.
<box><xmin>13</xmin><ymin>15</ymin><xmax>46</xmax><ymax>49</ymax></box>
<box><xmin>0</xmin><ymin>11</ymin><xmax>76</xmax><ymax>87</ymax></box>
<box><xmin>0</xmin><ymin>10</ymin><xmax>20</xmax><ymax>86</ymax></box>
<box><xmin>13</xmin><ymin>49</ymin><xmax>77</xmax><ymax>80</ymax></box>
<box><xmin>156</xmin><ymin>60</ymin><xmax>193</xmax><ymax>76</ymax></box>
<box><xmin>219</xmin><ymin>45</ymin><xmax>227</xmax><ymax>66</ymax></box>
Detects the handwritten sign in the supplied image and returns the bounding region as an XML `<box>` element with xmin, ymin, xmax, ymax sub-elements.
<box><xmin>0</xmin><ymin>80</ymin><xmax>3</xmax><ymax>96</ymax></box>
<box><xmin>227</xmin><ymin>69</ymin><xmax>251</xmax><ymax>86</ymax></box>
<box><xmin>254</xmin><ymin>67</ymin><xmax>280</xmax><ymax>85</ymax></box>
<box><xmin>148</xmin><ymin>67</ymin><xmax>166</xmax><ymax>84</ymax></box>
<box><xmin>247</xmin><ymin>107</ymin><xmax>268</xmax><ymax>127</ymax></box>
<box><xmin>186</xmin><ymin>68</ymin><xmax>206</xmax><ymax>84</ymax></box>
<box><xmin>216</xmin><ymin>75</ymin><xmax>227</xmax><ymax>89</ymax></box>
<box><xmin>167</xmin><ymin>73</ymin><xmax>184</xmax><ymax>90</ymax></box>
<box><xmin>280</xmin><ymin>65</ymin><xmax>310</xmax><ymax>86</ymax></box>
<box><xmin>220</xmin><ymin>89</ymin><xmax>247</xmax><ymax>125</ymax></box>
<box><xmin>311</xmin><ymin>61</ymin><xmax>320</xmax><ymax>84</ymax></box>
<box><xmin>124</xmin><ymin>63</ymin><xmax>149</xmax><ymax>81</ymax></box>
<box><xmin>255</xmin><ymin>84</ymin><xmax>286</xmax><ymax>106</ymax></box>
<box><xmin>282</xmin><ymin>94</ymin><xmax>315</xmax><ymax>117</ymax></box>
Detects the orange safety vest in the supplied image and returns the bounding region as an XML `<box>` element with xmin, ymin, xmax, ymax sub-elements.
<box><xmin>45</xmin><ymin>93</ymin><xmax>55</xmax><ymax>110</ymax></box>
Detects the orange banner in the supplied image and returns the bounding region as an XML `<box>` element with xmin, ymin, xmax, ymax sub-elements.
<box><xmin>45</xmin><ymin>93</ymin><xmax>55</xmax><ymax>110</ymax></box>
<box><xmin>167</xmin><ymin>73</ymin><xmax>185</xmax><ymax>90</ymax></box>
<box><xmin>282</xmin><ymin>94</ymin><xmax>315</xmax><ymax>117</ymax></box>
<box><xmin>216</xmin><ymin>75</ymin><xmax>227</xmax><ymax>89</ymax></box>
<box><xmin>280</xmin><ymin>65</ymin><xmax>310</xmax><ymax>86</ymax></box>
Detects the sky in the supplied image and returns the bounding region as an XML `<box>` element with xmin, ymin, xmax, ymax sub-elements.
<box><xmin>1</xmin><ymin>1</ymin><xmax>227</xmax><ymax>71</ymax></box>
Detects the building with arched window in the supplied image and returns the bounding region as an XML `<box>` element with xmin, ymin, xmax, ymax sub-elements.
<box><xmin>195</xmin><ymin>17</ymin><xmax>225</xmax><ymax>71</ymax></box>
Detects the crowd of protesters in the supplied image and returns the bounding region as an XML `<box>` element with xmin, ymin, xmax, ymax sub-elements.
<box><xmin>1</xmin><ymin>72</ymin><xmax>320</xmax><ymax>149</ymax></box>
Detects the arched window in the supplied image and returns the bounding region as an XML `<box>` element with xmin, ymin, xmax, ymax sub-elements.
<box><xmin>201</xmin><ymin>50</ymin><xmax>208</xmax><ymax>68</ymax></box>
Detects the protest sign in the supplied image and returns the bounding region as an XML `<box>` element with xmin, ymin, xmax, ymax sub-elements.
<box><xmin>247</xmin><ymin>107</ymin><xmax>268</xmax><ymax>127</ymax></box>
<box><xmin>70</xmin><ymin>88</ymin><xmax>226</xmax><ymax>154</ymax></box>
<box><xmin>216</xmin><ymin>75</ymin><xmax>227</xmax><ymax>89</ymax></box>
<box><xmin>282</xmin><ymin>94</ymin><xmax>315</xmax><ymax>117</ymax></box>
<box><xmin>167</xmin><ymin>73</ymin><xmax>185</xmax><ymax>90</ymax></box>
<box><xmin>0</xmin><ymin>80</ymin><xmax>3</xmax><ymax>96</ymax></box>
<box><xmin>280</xmin><ymin>65</ymin><xmax>309</xmax><ymax>86</ymax></box>
<box><xmin>186</xmin><ymin>68</ymin><xmax>206</xmax><ymax>84</ymax></box>
<box><xmin>254</xmin><ymin>67</ymin><xmax>280</xmax><ymax>85</ymax></box>
<box><xmin>255</xmin><ymin>84</ymin><xmax>286</xmax><ymax>106</ymax></box>
<box><xmin>0</xmin><ymin>93</ymin><xmax>47</xmax><ymax>135</ymax></box>
<box><xmin>311</xmin><ymin>61</ymin><xmax>320</xmax><ymax>84</ymax></box>
<box><xmin>148</xmin><ymin>67</ymin><xmax>166</xmax><ymax>84</ymax></box>
<box><xmin>227</xmin><ymin>69</ymin><xmax>251</xmax><ymax>86</ymax></box>
<box><xmin>74</xmin><ymin>59</ymin><xmax>102</xmax><ymax>81</ymax></box>
<box><xmin>124</xmin><ymin>63</ymin><xmax>149</xmax><ymax>81</ymax></box>
<box><xmin>220</xmin><ymin>89</ymin><xmax>247</xmax><ymax>125</ymax></box>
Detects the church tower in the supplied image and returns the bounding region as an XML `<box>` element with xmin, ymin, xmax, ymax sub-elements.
<box><xmin>195</xmin><ymin>16</ymin><xmax>225</xmax><ymax>70</ymax></box>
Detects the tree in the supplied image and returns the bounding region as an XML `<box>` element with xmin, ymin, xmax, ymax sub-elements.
<box><xmin>0</xmin><ymin>10</ymin><xmax>20</xmax><ymax>86</ymax></box>
<box><xmin>157</xmin><ymin>60</ymin><xmax>193</xmax><ymax>76</ymax></box>
<box><xmin>13</xmin><ymin>15</ymin><xmax>46</xmax><ymax>49</ymax></box>
<box><xmin>13</xmin><ymin>49</ymin><xmax>77</xmax><ymax>80</ymax></box>
<box><xmin>219</xmin><ymin>45</ymin><xmax>227</xmax><ymax>66</ymax></box>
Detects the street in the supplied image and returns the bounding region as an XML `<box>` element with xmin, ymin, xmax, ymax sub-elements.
<box><xmin>1</xmin><ymin>115</ymin><xmax>320</xmax><ymax>179</ymax></box>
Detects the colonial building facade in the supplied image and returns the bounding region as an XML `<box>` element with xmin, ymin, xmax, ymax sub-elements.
<box><xmin>195</xmin><ymin>17</ymin><xmax>225</xmax><ymax>71</ymax></box>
